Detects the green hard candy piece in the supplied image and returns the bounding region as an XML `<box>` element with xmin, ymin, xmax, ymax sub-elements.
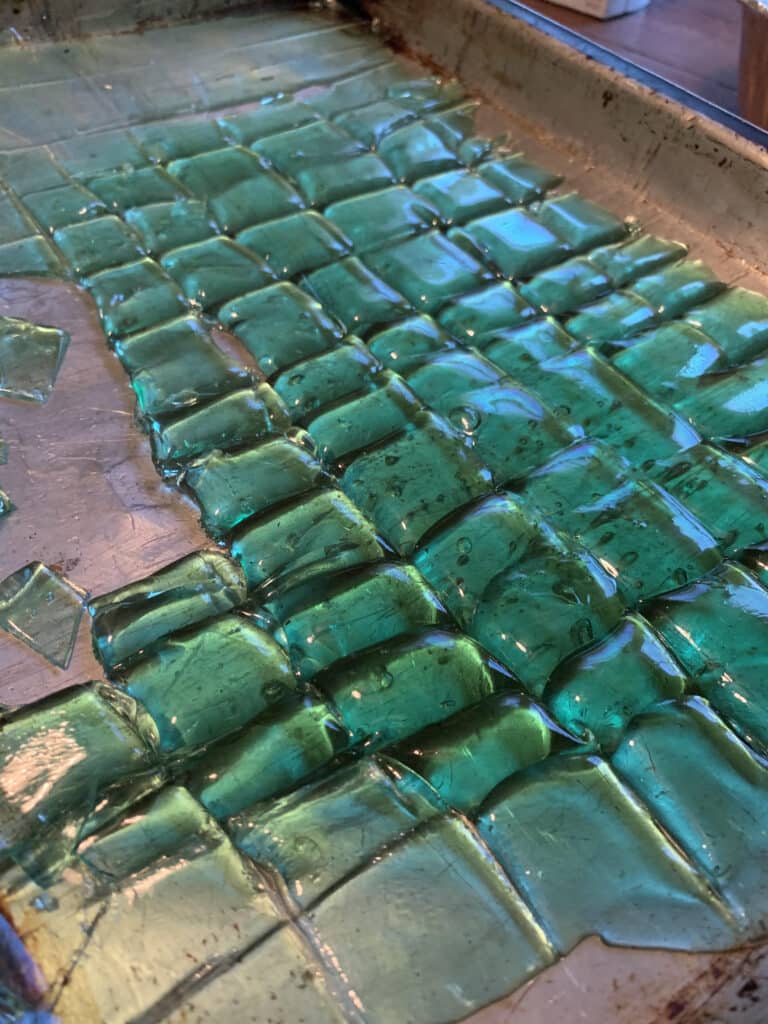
<box><xmin>206</xmin><ymin>170</ymin><xmax>304</xmax><ymax>234</ymax></box>
<box><xmin>392</xmin><ymin>691</ymin><xmax>566</xmax><ymax>812</ymax></box>
<box><xmin>414</xmin><ymin>492</ymin><xmax>622</xmax><ymax>694</ymax></box>
<box><xmin>303</xmin><ymin>256</ymin><xmax>412</xmax><ymax>337</ymax></box>
<box><xmin>675</xmin><ymin>357</ymin><xmax>768</xmax><ymax>440</ymax></box>
<box><xmin>565</xmin><ymin>289</ymin><xmax>658</xmax><ymax>343</ymax></box>
<box><xmin>649</xmin><ymin>443</ymin><xmax>768</xmax><ymax>555</ymax></box>
<box><xmin>237</xmin><ymin>211</ymin><xmax>352</xmax><ymax>279</ymax></box>
<box><xmin>377</xmin><ymin>122</ymin><xmax>461</xmax><ymax>181</ymax></box>
<box><xmin>183</xmin><ymin>437</ymin><xmax>329</xmax><ymax>538</ymax></box>
<box><xmin>520</xmin><ymin>437</ymin><xmax>627</xmax><ymax>508</ymax></box>
<box><xmin>405</xmin><ymin>349</ymin><xmax>503</xmax><ymax>408</ymax></box>
<box><xmin>367</xmin><ymin>314</ymin><xmax>452</xmax><ymax>372</ymax></box>
<box><xmin>523</xmin><ymin>439</ymin><xmax>721</xmax><ymax>604</ymax></box>
<box><xmin>589</xmin><ymin>233</ymin><xmax>687</xmax><ymax>287</ymax></box>
<box><xmin>438</xmin><ymin>281</ymin><xmax>537</xmax><ymax>343</ymax></box>
<box><xmin>273</xmin><ymin>340</ymin><xmax>381</xmax><ymax>421</ymax></box>
<box><xmin>0</xmin><ymin>315</ymin><xmax>69</xmax><ymax>404</ymax></box>
<box><xmin>515</xmin><ymin>348</ymin><xmax>700</xmax><ymax>469</ymax></box>
<box><xmin>413</xmin><ymin>168</ymin><xmax>507</xmax><ymax>225</ymax></box>
<box><xmin>477</xmin><ymin>754</ymin><xmax>734</xmax><ymax>953</ymax></box>
<box><xmin>365</xmin><ymin>230</ymin><xmax>493</xmax><ymax>315</ymax></box>
<box><xmin>24</xmin><ymin>183</ymin><xmax>106</xmax><ymax>232</ymax></box>
<box><xmin>87</xmin><ymin>258</ymin><xmax>187</xmax><ymax>338</ymax></box>
<box><xmin>450</xmin><ymin>207</ymin><xmax>569</xmax><ymax>279</ymax></box>
<box><xmin>116</xmin><ymin>315</ymin><xmax>251</xmax><ymax>418</ymax></box>
<box><xmin>613</xmin><ymin>321</ymin><xmax>728</xmax><ymax>402</ymax></box>
<box><xmin>387</xmin><ymin>76</ymin><xmax>465</xmax><ymax>113</ymax></box>
<box><xmin>252</xmin><ymin>120</ymin><xmax>366</xmax><ymax>177</ymax></box>
<box><xmin>536</xmin><ymin>192</ymin><xmax>628</xmax><ymax>251</ymax></box>
<box><xmin>230</xmin><ymin>758</ymin><xmax>438</xmax><ymax>910</ymax></box>
<box><xmin>613</xmin><ymin>697</ymin><xmax>768</xmax><ymax>927</ymax></box>
<box><xmin>302</xmin><ymin>815</ymin><xmax>552</xmax><ymax>1022</ymax></box>
<box><xmin>308</xmin><ymin>373</ymin><xmax>423</xmax><ymax>466</ymax></box>
<box><xmin>325</xmin><ymin>629</ymin><xmax>497</xmax><ymax>749</ymax></box>
<box><xmin>544</xmin><ymin>613</ymin><xmax>688</xmax><ymax>751</ymax></box>
<box><xmin>189</xmin><ymin>697</ymin><xmax>349</xmax><ymax>818</ymax></box>
<box><xmin>0</xmin><ymin>487</ymin><xmax>13</xmax><ymax>517</ymax></box>
<box><xmin>341</xmin><ymin>410</ymin><xmax>492</xmax><ymax>556</ymax></box>
<box><xmin>0</xmin><ymin>685</ymin><xmax>158</xmax><ymax>876</ymax></box>
<box><xmin>221</xmin><ymin>282</ymin><xmax>343</xmax><ymax>377</ymax></box>
<box><xmin>69</xmin><ymin>804</ymin><xmax>284</xmax><ymax>1022</ymax></box>
<box><xmin>118</xmin><ymin>616</ymin><xmax>296</xmax><ymax>755</ymax></box>
<box><xmin>424</xmin><ymin>102</ymin><xmax>478</xmax><ymax>149</ymax></box>
<box><xmin>325</xmin><ymin>186</ymin><xmax>438</xmax><ymax>254</ymax></box>
<box><xmin>150</xmin><ymin>385</ymin><xmax>290</xmax><ymax>468</ymax></box>
<box><xmin>166</xmin><ymin>145</ymin><xmax>265</xmax><ymax>196</ymax></box>
<box><xmin>448</xmin><ymin>383</ymin><xmax>576</xmax><ymax>484</ymax></box>
<box><xmin>519</xmin><ymin>256</ymin><xmax>611</xmax><ymax>315</ymax></box>
<box><xmin>477</xmin><ymin>153</ymin><xmax>562</xmax><ymax>204</ymax></box>
<box><xmin>164</xmin><ymin>924</ymin><xmax>345</xmax><ymax>1024</ymax></box>
<box><xmin>217</xmin><ymin>98</ymin><xmax>320</xmax><ymax>145</ymax></box>
<box><xmin>404</xmin><ymin>350</ymin><xmax>573</xmax><ymax>481</ymax></box>
<box><xmin>630</xmin><ymin>259</ymin><xmax>724</xmax><ymax>319</ymax></box>
<box><xmin>295</xmin><ymin>152</ymin><xmax>395</xmax><ymax>207</ymax></box>
<box><xmin>271</xmin><ymin>563</ymin><xmax>444</xmax><ymax>681</ymax></box>
<box><xmin>80</xmin><ymin>785</ymin><xmax>217</xmax><ymax>881</ymax></box>
<box><xmin>685</xmin><ymin>286</ymin><xmax>768</xmax><ymax>364</ymax></box>
<box><xmin>481</xmin><ymin>317</ymin><xmax>578</xmax><ymax>374</ymax></box>
<box><xmin>0</xmin><ymin>561</ymin><xmax>85</xmax><ymax>669</ymax></box>
<box><xmin>0</xmin><ymin>148</ymin><xmax>68</xmax><ymax>194</ymax></box>
<box><xmin>124</xmin><ymin>199</ymin><xmax>216</xmax><ymax>257</ymax></box>
<box><xmin>132</xmin><ymin>118</ymin><xmax>224</xmax><ymax>161</ymax></box>
<box><xmin>231</xmin><ymin>488</ymin><xmax>384</xmax><ymax>592</ymax></box>
<box><xmin>748</xmin><ymin>439</ymin><xmax>768</xmax><ymax>479</ymax></box>
<box><xmin>0</xmin><ymin>235</ymin><xmax>62</xmax><ymax>277</ymax></box>
<box><xmin>334</xmin><ymin>99</ymin><xmax>417</xmax><ymax>147</ymax></box>
<box><xmin>89</xmin><ymin>549</ymin><xmax>246</xmax><ymax>671</ymax></box>
<box><xmin>160</xmin><ymin>236</ymin><xmax>275</xmax><ymax>310</ymax></box>
<box><xmin>53</xmin><ymin>215</ymin><xmax>145</xmax><ymax>277</ymax></box>
<box><xmin>647</xmin><ymin>561</ymin><xmax>768</xmax><ymax>753</ymax></box>
<box><xmin>88</xmin><ymin>166</ymin><xmax>182</xmax><ymax>211</ymax></box>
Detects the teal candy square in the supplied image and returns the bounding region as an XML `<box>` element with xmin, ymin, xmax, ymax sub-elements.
<box><xmin>125</xmin><ymin>199</ymin><xmax>216</xmax><ymax>256</ymax></box>
<box><xmin>53</xmin><ymin>215</ymin><xmax>145</xmax><ymax>277</ymax></box>
<box><xmin>237</xmin><ymin>212</ymin><xmax>351</xmax><ymax>278</ymax></box>
<box><xmin>365</xmin><ymin>230</ymin><xmax>493</xmax><ymax>314</ymax></box>
<box><xmin>304</xmin><ymin>257</ymin><xmax>412</xmax><ymax>336</ymax></box>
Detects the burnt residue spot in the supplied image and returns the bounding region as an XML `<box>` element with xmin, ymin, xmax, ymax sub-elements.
<box><xmin>602</xmin><ymin>89</ymin><xmax>614</xmax><ymax>108</ymax></box>
<box><xmin>737</xmin><ymin>977</ymin><xmax>760</xmax><ymax>1002</ymax></box>
<box><xmin>665</xmin><ymin>999</ymin><xmax>687</xmax><ymax>1019</ymax></box>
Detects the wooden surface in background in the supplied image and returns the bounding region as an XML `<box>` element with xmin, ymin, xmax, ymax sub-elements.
<box><xmin>519</xmin><ymin>0</ymin><xmax>743</xmax><ymax>116</ymax></box>
<box><xmin>740</xmin><ymin>5</ymin><xmax>768</xmax><ymax>128</ymax></box>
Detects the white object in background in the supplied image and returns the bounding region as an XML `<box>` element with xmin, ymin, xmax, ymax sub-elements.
<box><xmin>544</xmin><ymin>0</ymin><xmax>650</xmax><ymax>19</ymax></box>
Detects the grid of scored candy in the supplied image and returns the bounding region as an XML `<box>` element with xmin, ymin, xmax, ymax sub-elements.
<box><xmin>4</xmin><ymin>55</ymin><xmax>768</xmax><ymax>1024</ymax></box>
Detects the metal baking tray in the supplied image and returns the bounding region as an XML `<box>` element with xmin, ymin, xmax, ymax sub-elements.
<box><xmin>1</xmin><ymin>0</ymin><xmax>767</xmax><ymax>1019</ymax></box>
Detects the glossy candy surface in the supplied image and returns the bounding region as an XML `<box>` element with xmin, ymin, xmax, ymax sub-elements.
<box><xmin>4</xmin><ymin>26</ymin><xmax>768</xmax><ymax>1024</ymax></box>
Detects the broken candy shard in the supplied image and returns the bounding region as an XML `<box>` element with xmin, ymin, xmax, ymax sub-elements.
<box><xmin>89</xmin><ymin>550</ymin><xmax>246</xmax><ymax>672</ymax></box>
<box><xmin>0</xmin><ymin>315</ymin><xmax>69</xmax><ymax>404</ymax></box>
<box><xmin>0</xmin><ymin>561</ymin><xmax>86</xmax><ymax>669</ymax></box>
<box><xmin>0</xmin><ymin>487</ymin><xmax>13</xmax><ymax>517</ymax></box>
